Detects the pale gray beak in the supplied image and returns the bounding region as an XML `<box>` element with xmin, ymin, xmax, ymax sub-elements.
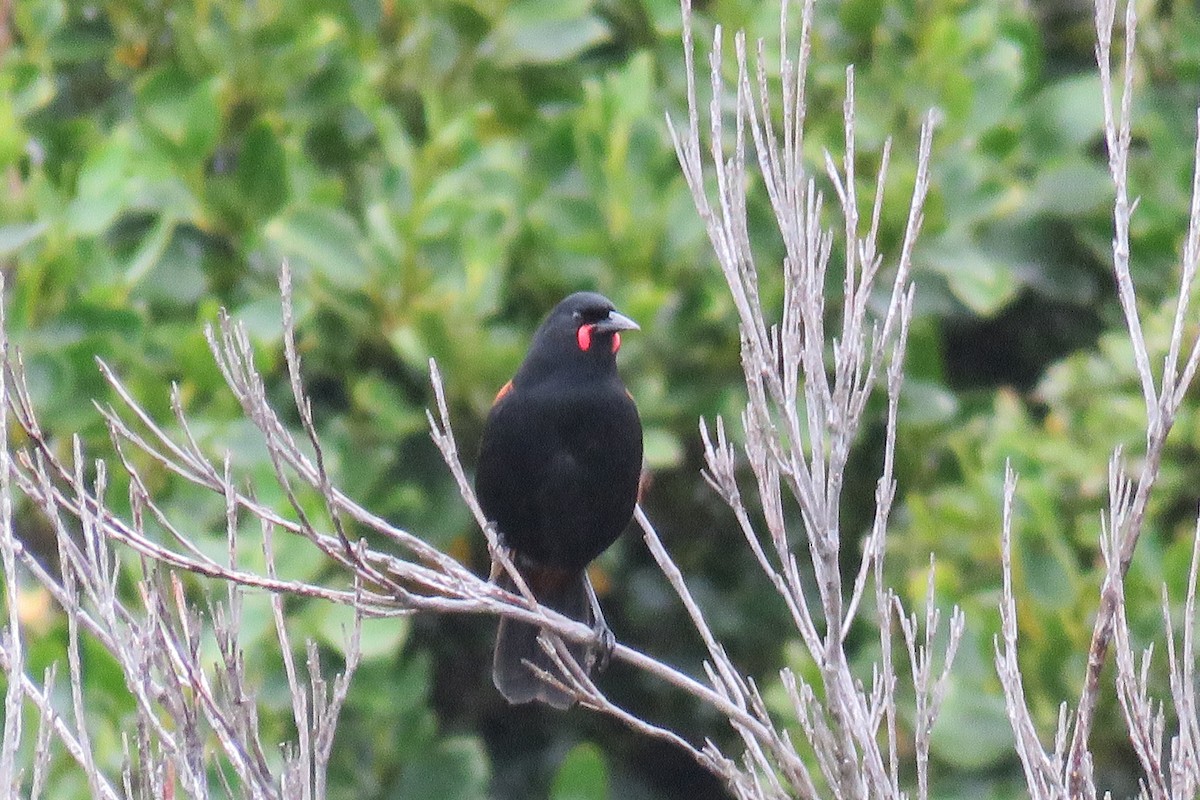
<box><xmin>594</xmin><ymin>310</ymin><xmax>639</xmax><ymax>333</ymax></box>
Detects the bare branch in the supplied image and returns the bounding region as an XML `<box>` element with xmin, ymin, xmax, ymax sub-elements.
<box><xmin>998</xmin><ymin>2</ymin><xmax>1200</xmax><ymax>796</ymax></box>
<box><xmin>0</xmin><ymin>270</ymin><xmax>25</xmax><ymax>799</ymax></box>
<box><xmin>0</xmin><ymin>1</ymin><xmax>956</xmax><ymax>796</ymax></box>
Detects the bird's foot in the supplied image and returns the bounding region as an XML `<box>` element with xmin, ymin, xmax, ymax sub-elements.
<box><xmin>488</xmin><ymin>537</ymin><xmax>518</xmax><ymax>583</ymax></box>
<box><xmin>588</xmin><ymin>619</ymin><xmax>616</xmax><ymax>674</ymax></box>
<box><xmin>582</xmin><ymin>572</ymin><xmax>614</xmax><ymax>673</ymax></box>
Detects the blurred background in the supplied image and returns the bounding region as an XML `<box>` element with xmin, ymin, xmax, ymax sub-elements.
<box><xmin>3</xmin><ymin>0</ymin><xmax>1200</xmax><ymax>797</ymax></box>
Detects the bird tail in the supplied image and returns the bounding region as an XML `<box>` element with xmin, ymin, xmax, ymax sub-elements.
<box><xmin>492</xmin><ymin>563</ymin><xmax>590</xmax><ymax>710</ymax></box>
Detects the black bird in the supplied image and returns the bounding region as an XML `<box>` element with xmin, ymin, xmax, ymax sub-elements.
<box><xmin>475</xmin><ymin>292</ymin><xmax>643</xmax><ymax>709</ymax></box>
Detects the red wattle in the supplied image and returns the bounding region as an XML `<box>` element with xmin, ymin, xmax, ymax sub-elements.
<box><xmin>611</xmin><ymin>332</ymin><xmax>620</xmax><ymax>353</ymax></box>
<box><xmin>577</xmin><ymin>324</ymin><xmax>593</xmax><ymax>351</ymax></box>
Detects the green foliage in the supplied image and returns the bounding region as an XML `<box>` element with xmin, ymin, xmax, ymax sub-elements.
<box><xmin>4</xmin><ymin>0</ymin><xmax>1200</xmax><ymax>797</ymax></box>
<box><xmin>895</xmin><ymin>298</ymin><xmax>1200</xmax><ymax>782</ymax></box>
<box><xmin>326</xmin><ymin>655</ymin><xmax>490</xmax><ymax>799</ymax></box>
<box><xmin>551</xmin><ymin>743</ymin><xmax>610</xmax><ymax>800</ymax></box>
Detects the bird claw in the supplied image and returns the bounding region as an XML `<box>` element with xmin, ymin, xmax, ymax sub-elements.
<box><xmin>581</xmin><ymin>572</ymin><xmax>615</xmax><ymax>673</ymax></box>
<box><xmin>589</xmin><ymin>620</ymin><xmax>616</xmax><ymax>674</ymax></box>
<box><xmin>488</xmin><ymin>540</ymin><xmax>520</xmax><ymax>584</ymax></box>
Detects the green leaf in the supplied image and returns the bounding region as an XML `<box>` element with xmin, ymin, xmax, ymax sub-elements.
<box><xmin>965</xmin><ymin>50</ymin><xmax>1025</xmax><ymax>137</ymax></box>
<box><xmin>125</xmin><ymin>214</ymin><xmax>177</xmax><ymax>286</ymax></box>
<box><xmin>66</xmin><ymin>137</ymin><xmax>134</xmax><ymax>236</ymax></box>
<box><xmin>499</xmin><ymin>0</ymin><xmax>593</xmax><ymax>27</ymax></box>
<box><xmin>0</xmin><ymin>91</ymin><xmax>24</xmax><ymax>168</ymax></box>
<box><xmin>1029</xmin><ymin>159</ymin><xmax>1113</xmax><ymax>217</ymax></box>
<box><xmin>1029</xmin><ymin>74</ymin><xmax>1106</xmax><ymax>152</ymax></box>
<box><xmin>551</xmin><ymin>743</ymin><xmax>609</xmax><ymax>800</ymax></box>
<box><xmin>1018</xmin><ymin>532</ymin><xmax>1076</xmax><ymax>610</ymax></box>
<box><xmin>898</xmin><ymin>379</ymin><xmax>958</xmax><ymax>427</ymax></box>
<box><xmin>313</xmin><ymin>602</ymin><xmax>409</xmax><ymax>661</ymax></box>
<box><xmin>395</xmin><ymin>737</ymin><xmax>489</xmax><ymax>800</ymax></box>
<box><xmin>265</xmin><ymin>205</ymin><xmax>371</xmax><ymax>288</ymax></box>
<box><xmin>47</xmin><ymin>26</ymin><xmax>114</xmax><ymax>64</ymax></box>
<box><xmin>946</xmin><ymin>264</ymin><xmax>1016</xmax><ymax>317</ymax></box>
<box><xmin>233</xmin><ymin>295</ymin><xmax>288</xmax><ymax>342</ymax></box>
<box><xmin>9</xmin><ymin>62</ymin><xmax>55</xmax><ymax>116</ymax></box>
<box><xmin>237</xmin><ymin>122</ymin><xmax>290</xmax><ymax>218</ymax></box>
<box><xmin>928</xmin><ymin>241</ymin><xmax>1021</xmax><ymax>316</ymax></box>
<box><xmin>490</xmin><ymin>0</ymin><xmax>609</xmax><ymax>66</ymax></box>
<box><xmin>352</xmin><ymin>374</ymin><xmax>429</xmax><ymax>439</ymax></box>
<box><xmin>13</xmin><ymin>0</ymin><xmax>65</xmax><ymax>47</ymax></box>
<box><xmin>930</xmin><ymin>677</ymin><xmax>1015</xmax><ymax>770</ymax></box>
<box><xmin>615</xmin><ymin>50</ymin><xmax>655</xmax><ymax>113</ymax></box>
<box><xmin>839</xmin><ymin>0</ymin><xmax>884</xmax><ymax>39</ymax></box>
<box><xmin>643</xmin><ymin>0</ymin><xmax>683</xmax><ymax>35</ymax></box>
<box><xmin>0</xmin><ymin>221</ymin><xmax>49</xmax><ymax>258</ymax></box>
<box><xmin>137</xmin><ymin>67</ymin><xmax>221</xmax><ymax>159</ymax></box>
<box><xmin>132</xmin><ymin>226</ymin><xmax>209</xmax><ymax>306</ymax></box>
<box><xmin>643</xmin><ymin>426</ymin><xmax>683</xmax><ymax>469</ymax></box>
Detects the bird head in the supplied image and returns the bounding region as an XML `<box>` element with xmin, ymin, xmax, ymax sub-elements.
<box><xmin>518</xmin><ymin>292</ymin><xmax>639</xmax><ymax>382</ymax></box>
<box><xmin>563</xmin><ymin>292</ymin><xmax>639</xmax><ymax>355</ymax></box>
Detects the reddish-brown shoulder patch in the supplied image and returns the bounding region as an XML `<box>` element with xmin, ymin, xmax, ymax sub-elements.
<box><xmin>637</xmin><ymin>468</ymin><xmax>652</xmax><ymax>504</ymax></box>
<box><xmin>493</xmin><ymin>379</ymin><xmax>514</xmax><ymax>404</ymax></box>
